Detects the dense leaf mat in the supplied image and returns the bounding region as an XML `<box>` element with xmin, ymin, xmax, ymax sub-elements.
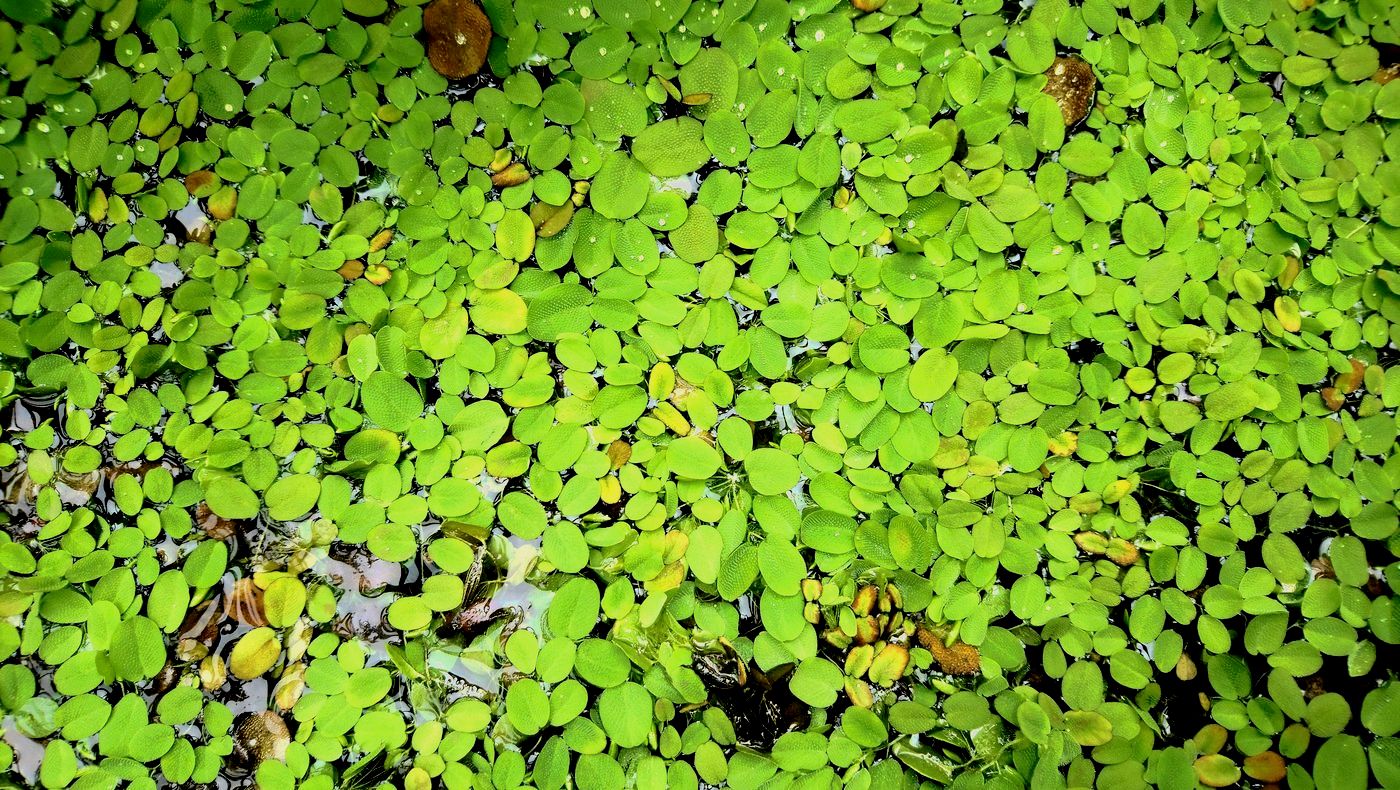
<box><xmin>0</xmin><ymin>0</ymin><xmax>1398</xmax><ymax>787</ymax></box>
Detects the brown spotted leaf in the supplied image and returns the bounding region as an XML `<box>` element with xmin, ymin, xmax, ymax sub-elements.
<box><xmin>424</xmin><ymin>0</ymin><xmax>492</xmax><ymax>79</ymax></box>
<box><xmin>1043</xmin><ymin>56</ymin><xmax>1096</xmax><ymax>127</ymax></box>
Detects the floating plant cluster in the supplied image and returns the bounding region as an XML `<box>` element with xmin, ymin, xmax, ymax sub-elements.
<box><xmin>0</xmin><ymin>0</ymin><xmax>1398</xmax><ymax>787</ymax></box>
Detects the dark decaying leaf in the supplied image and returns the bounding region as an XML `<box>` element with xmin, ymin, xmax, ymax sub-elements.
<box><xmin>1043</xmin><ymin>56</ymin><xmax>1096</xmax><ymax>127</ymax></box>
<box><xmin>423</xmin><ymin>0</ymin><xmax>492</xmax><ymax>79</ymax></box>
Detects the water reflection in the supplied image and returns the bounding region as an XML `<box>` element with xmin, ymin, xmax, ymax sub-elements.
<box><xmin>1</xmin><ymin>725</ymin><xmax>44</xmax><ymax>784</ymax></box>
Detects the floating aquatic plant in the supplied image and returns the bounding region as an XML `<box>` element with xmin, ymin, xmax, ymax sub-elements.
<box><xmin>0</xmin><ymin>0</ymin><xmax>1398</xmax><ymax>787</ymax></box>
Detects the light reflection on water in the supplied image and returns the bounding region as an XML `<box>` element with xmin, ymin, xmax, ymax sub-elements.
<box><xmin>434</xmin><ymin>535</ymin><xmax>553</xmax><ymax>698</ymax></box>
<box><xmin>1</xmin><ymin>724</ymin><xmax>44</xmax><ymax>784</ymax></box>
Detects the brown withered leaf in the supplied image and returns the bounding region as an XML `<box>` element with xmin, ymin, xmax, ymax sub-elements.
<box><xmin>530</xmin><ymin>200</ymin><xmax>575</xmax><ymax>238</ymax></box>
<box><xmin>184</xmin><ymin>170</ymin><xmax>216</xmax><ymax>196</ymax></box>
<box><xmin>1043</xmin><ymin>56</ymin><xmax>1096</xmax><ymax>127</ymax></box>
<box><xmin>207</xmin><ymin>187</ymin><xmax>237</xmax><ymax>220</ymax></box>
<box><xmin>365</xmin><ymin>264</ymin><xmax>392</xmax><ymax>285</ymax></box>
<box><xmin>234</xmin><ymin>711</ymin><xmax>290</xmax><ymax>764</ymax></box>
<box><xmin>226</xmin><ymin>577</ymin><xmax>269</xmax><ymax>628</ymax></box>
<box><xmin>196</xmin><ymin>501</ymin><xmax>237</xmax><ymax>540</ymax></box>
<box><xmin>605</xmin><ymin>439</ymin><xmax>632</xmax><ymax>468</ymax></box>
<box><xmin>1106</xmin><ymin>537</ymin><xmax>1141</xmax><ymax>566</ymax></box>
<box><xmin>1321</xmin><ymin>387</ymin><xmax>1345</xmax><ymax>411</ymax></box>
<box><xmin>916</xmin><ymin>624</ymin><xmax>981</xmax><ymax>675</ymax></box>
<box><xmin>337</xmin><ymin>259</ymin><xmax>366</xmax><ymax>280</ymax></box>
<box><xmin>1334</xmin><ymin>358</ymin><xmax>1366</xmax><ymax>393</ymax></box>
<box><xmin>369</xmin><ymin>229</ymin><xmax>394</xmax><ymax>252</ymax></box>
<box><xmin>491</xmin><ymin>162</ymin><xmax>530</xmax><ymax>188</ymax></box>
<box><xmin>424</xmin><ymin>0</ymin><xmax>492</xmax><ymax>79</ymax></box>
<box><xmin>1244</xmin><ymin>751</ymin><xmax>1287</xmax><ymax>783</ymax></box>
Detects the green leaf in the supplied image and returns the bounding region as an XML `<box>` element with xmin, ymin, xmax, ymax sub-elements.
<box><xmin>204</xmin><ymin>477</ymin><xmax>260</xmax><ymax>520</ymax></box>
<box><xmin>789</xmin><ymin>658</ymin><xmax>842</xmax><ymax>707</ymax></box>
<box><xmin>633</xmin><ymin>118</ymin><xmax>711</xmax><ymax>177</ymax></box>
<box><xmin>506</xmin><ymin>679</ymin><xmax>551</xmax><ymax>736</ymax></box>
<box><xmin>108</xmin><ymin>617</ymin><xmax>166</xmax><ymax>682</ymax></box>
<box><xmin>362</xmin><ymin>371</ymin><xmax>424</xmax><ymax>432</ymax></box>
<box><xmin>1205</xmin><ymin>381</ymin><xmax>1259</xmax><ymax>421</ymax></box>
<box><xmin>667</xmin><ymin>436</ymin><xmax>723</xmax><ymax>480</ymax></box>
<box><xmin>598</xmin><ymin>683</ymin><xmax>652</xmax><ymax>747</ymax></box>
